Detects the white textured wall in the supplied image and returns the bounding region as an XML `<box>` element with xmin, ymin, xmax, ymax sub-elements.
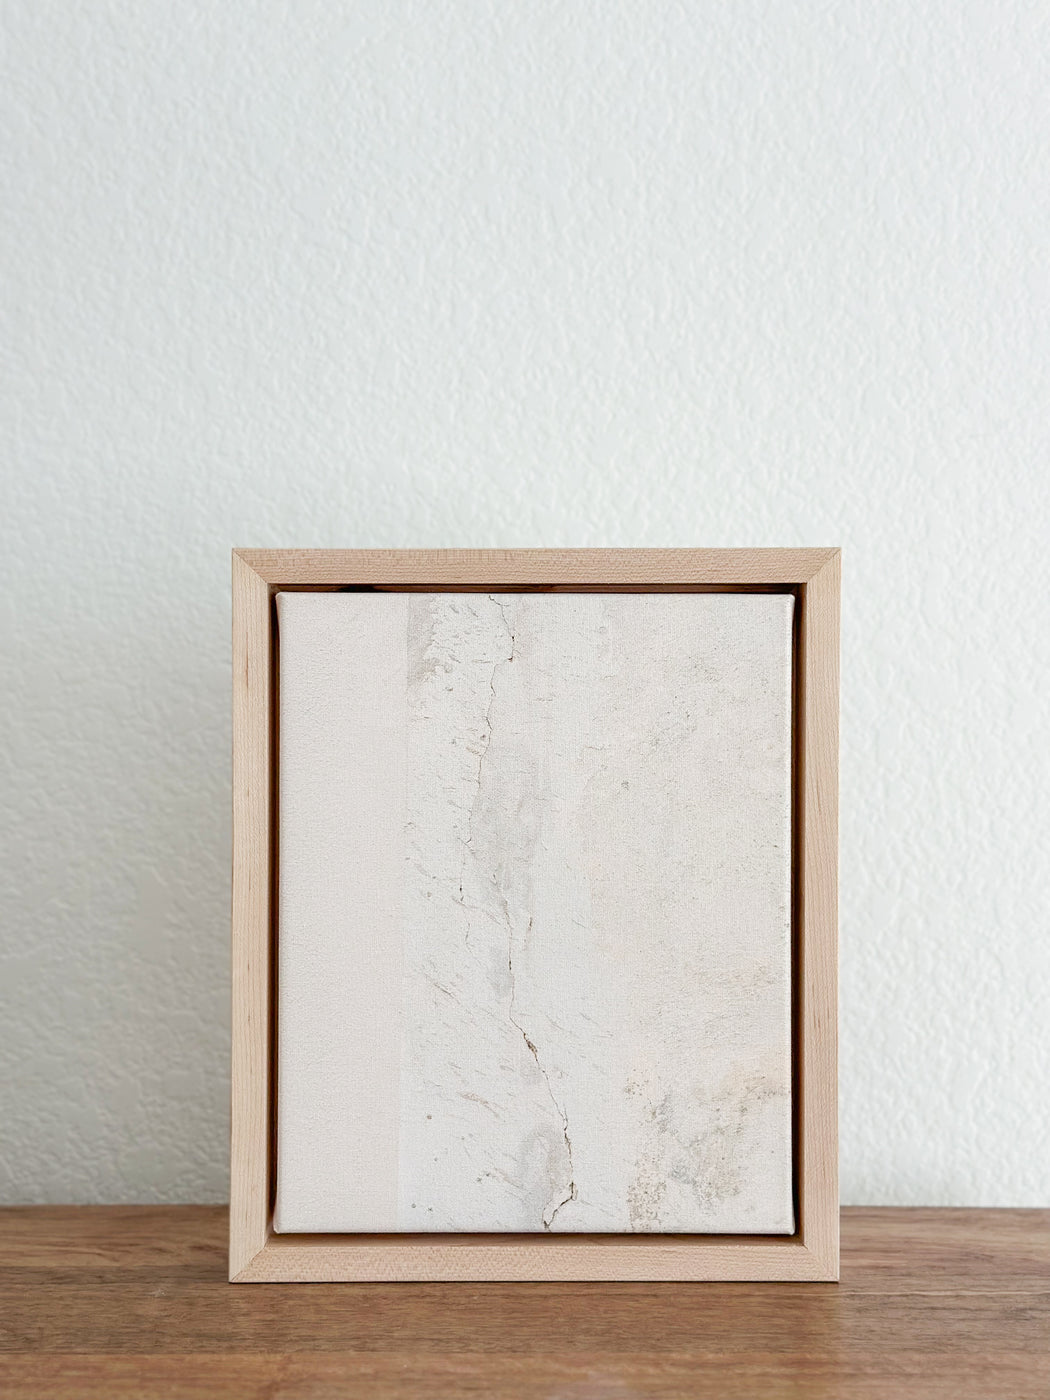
<box><xmin>2</xmin><ymin>2</ymin><xmax>1048</xmax><ymax>1207</ymax></box>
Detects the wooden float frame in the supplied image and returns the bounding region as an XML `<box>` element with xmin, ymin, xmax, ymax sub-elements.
<box><xmin>230</xmin><ymin>548</ymin><xmax>839</xmax><ymax>1282</ymax></box>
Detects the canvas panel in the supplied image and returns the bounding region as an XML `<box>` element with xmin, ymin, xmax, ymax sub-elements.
<box><xmin>274</xmin><ymin>591</ymin><xmax>795</xmax><ymax>1234</ymax></box>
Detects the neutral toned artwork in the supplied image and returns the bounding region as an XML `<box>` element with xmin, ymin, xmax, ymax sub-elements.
<box><xmin>274</xmin><ymin>591</ymin><xmax>795</xmax><ymax>1235</ymax></box>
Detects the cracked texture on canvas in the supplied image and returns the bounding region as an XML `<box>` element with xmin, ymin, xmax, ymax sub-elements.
<box><xmin>275</xmin><ymin>590</ymin><xmax>794</xmax><ymax>1235</ymax></box>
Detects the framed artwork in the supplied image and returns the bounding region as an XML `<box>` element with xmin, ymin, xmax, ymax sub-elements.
<box><xmin>230</xmin><ymin>549</ymin><xmax>839</xmax><ymax>1282</ymax></box>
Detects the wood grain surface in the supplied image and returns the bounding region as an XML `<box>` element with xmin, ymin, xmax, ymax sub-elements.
<box><xmin>0</xmin><ymin>1207</ymin><xmax>1046</xmax><ymax>1398</ymax></box>
<box><xmin>230</xmin><ymin>552</ymin><xmax>273</xmax><ymax>1280</ymax></box>
<box><xmin>234</xmin><ymin>547</ymin><xmax>840</xmax><ymax>588</ymax></box>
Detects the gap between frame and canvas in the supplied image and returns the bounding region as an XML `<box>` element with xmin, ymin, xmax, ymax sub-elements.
<box><xmin>230</xmin><ymin>549</ymin><xmax>839</xmax><ymax>1283</ymax></box>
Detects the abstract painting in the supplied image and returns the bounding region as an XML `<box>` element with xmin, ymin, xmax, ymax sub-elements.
<box><xmin>273</xmin><ymin>591</ymin><xmax>795</xmax><ymax>1235</ymax></box>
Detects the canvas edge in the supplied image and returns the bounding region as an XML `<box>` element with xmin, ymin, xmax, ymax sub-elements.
<box><xmin>229</xmin><ymin>547</ymin><xmax>841</xmax><ymax>1283</ymax></box>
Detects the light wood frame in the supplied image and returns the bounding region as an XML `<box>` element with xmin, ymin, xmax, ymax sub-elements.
<box><xmin>231</xmin><ymin>548</ymin><xmax>840</xmax><ymax>1282</ymax></box>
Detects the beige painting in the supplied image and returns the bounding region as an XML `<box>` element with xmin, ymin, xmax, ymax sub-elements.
<box><xmin>273</xmin><ymin>591</ymin><xmax>795</xmax><ymax>1235</ymax></box>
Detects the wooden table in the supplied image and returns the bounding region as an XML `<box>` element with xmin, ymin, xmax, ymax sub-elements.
<box><xmin>0</xmin><ymin>1207</ymin><xmax>1047</xmax><ymax>1397</ymax></box>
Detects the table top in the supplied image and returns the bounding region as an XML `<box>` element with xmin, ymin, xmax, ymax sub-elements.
<box><xmin>0</xmin><ymin>1206</ymin><xmax>1047</xmax><ymax>1398</ymax></box>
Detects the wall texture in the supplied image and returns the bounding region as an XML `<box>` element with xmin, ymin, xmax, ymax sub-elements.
<box><xmin>2</xmin><ymin>1</ymin><xmax>1048</xmax><ymax>1207</ymax></box>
